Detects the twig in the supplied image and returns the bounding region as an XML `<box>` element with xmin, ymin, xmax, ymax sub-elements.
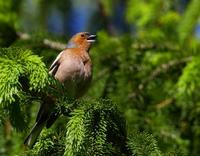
<box><xmin>17</xmin><ymin>32</ymin><xmax>30</xmax><ymax>40</ymax></box>
<box><xmin>132</xmin><ymin>42</ymin><xmax>180</xmax><ymax>52</ymax></box>
<box><xmin>43</xmin><ymin>39</ymin><xmax>66</xmax><ymax>50</ymax></box>
<box><xmin>129</xmin><ymin>56</ymin><xmax>193</xmax><ymax>98</ymax></box>
<box><xmin>17</xmin><ymin>32</ymin><xmax>66</xmax><ymax>50</ymax></box>
<box><xmin>156</xmin><ymin>98</ymin><xmax>174</xmax><ymax>109</ymax></box>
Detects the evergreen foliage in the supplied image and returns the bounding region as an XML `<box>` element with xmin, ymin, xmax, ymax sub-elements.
<box><xmin>0</xmin><ymin>47</ymin><xmax>49</xmax><ymax>105</ymax></box>
<box><xmin>0</xmin><ymin>47</ymin><xmax>49</xmax><ymax>131</ymax></box>
<box><xmin>0</xmin><ymin>0</ymin><xmax>200</xmax><ymax>155</ymax></box>
<box><xmin>64</xmin><ymin>99</ymin><xmax>127</xmax><ymax>156</ymax></box>
<box><xmin>128</xmin><ymin>132</ymin><xmax>162</xmax><ymax>156</ymax></box>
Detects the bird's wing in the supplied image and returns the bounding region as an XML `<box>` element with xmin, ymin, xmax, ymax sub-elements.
<box><xmin>49</xmin><ymin>51</ymin><xmax>63</xmax><ymax>76</ymax></box>
<box><xmin>53</xmin><ymin>56</ymin><xmax>83</xmax><ymax>83</ymax></box>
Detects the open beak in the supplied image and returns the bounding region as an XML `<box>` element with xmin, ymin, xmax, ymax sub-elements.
<box><xmin>87</xmin><ymin>34</ymin><xmax>97</xmax><ymax>43</ymax></box>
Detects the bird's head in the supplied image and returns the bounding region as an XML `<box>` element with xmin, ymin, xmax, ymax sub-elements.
<box><xmin>67</xmin><ymin>32</ymin><xmax>97</xmax><ymax>51</ymax></box>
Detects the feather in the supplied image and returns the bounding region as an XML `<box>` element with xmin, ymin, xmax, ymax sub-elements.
<box><xmin>66</xmin><ymin>41</ymin><xmax>79</xmax><ymax>48</ymax></box>
<box><xmin>49</xmin><ymin>52</ymin><xmax>63</xmax><ymax>75</ymax></box>
<box><xmin>24</xmin><ymin>121</ymin><xmax>45</xmax><ymax>147</ymax></box>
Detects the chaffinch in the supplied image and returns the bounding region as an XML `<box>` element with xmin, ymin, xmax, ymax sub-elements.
<box><xmin>24</xmin><ymin>32</ymin><xmax>96</xmax><ymax>147</ymax></box>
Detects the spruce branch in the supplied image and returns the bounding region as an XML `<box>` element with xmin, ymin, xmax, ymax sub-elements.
<box><xmin>64</xmin><ymin>99</ymin><xmax>128</xmax><ymax>156</ymax></box>
<box><xmin>17</xmin><ymin>32</ymin><xmax>66</xmax><ymax>50</ymax></box>
<box><xmin>132</xmin><ymin>42</ymin><xmax>180</xmax><ymax>52</ymax></box>
<box><xmin>128</xmin><ymin>132</ymin><xmax>163</xmax><ymax>156</ymax></box>
<box><xmin>43</xmin><ymin>39</ymin><xmax>66</xmax><ymax>50</ymax></box>
<box><xmin>128</xmin><ymin>56</ymin><xmax>193</xmax><ymax>99</ymax></box>
<box><xmin>0</xmin><ymin>47</ymin><xmax>49</xmax><ymax>130</ymax></box>
<box><xmin>141</xmin><ymin>56</ymin><xmax>193</xmax><ymax>89</ymax></box>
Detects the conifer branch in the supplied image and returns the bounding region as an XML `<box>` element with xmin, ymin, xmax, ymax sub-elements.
<box><xmin>156</xmin><ymin>98</ymin><xmax>174</xmax><ymax>109</ymax></box>
<box><xmin>43</xmin><ymin>39</ymin><xmax>66</xmax><ymax>50</ymax></box>
<box><xmin>17</xmin><ymin>32</ymin><xmax>66</xmax><ymax>50</ymax></box>
<box><xmin>132</xmin><ymin>42</ymin><xmax>180</xmax><ymax>52</ymax></box>
<box><xmin>129</xmin><ymin>56</ymin><xmax>193</xmax><ymax>98</ymax></box>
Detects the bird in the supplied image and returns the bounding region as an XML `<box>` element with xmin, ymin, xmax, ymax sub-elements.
<box><xmin>24</xmin><ymin>32</ymin><xmax>96</xmax><ymax>147</ymax></box>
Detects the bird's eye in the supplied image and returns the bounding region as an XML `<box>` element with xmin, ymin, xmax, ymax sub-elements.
<box><xmin>81</xmin><ymin>34</ymin><xmax>85</xmax><ymax>37</ymax></box>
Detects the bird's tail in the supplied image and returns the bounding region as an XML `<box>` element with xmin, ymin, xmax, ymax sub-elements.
<box><xmin>24</xmin><ymin>121</ymin><xmax>45</xmax><ymax>147</ymax></box>
<box><xmin>24</xmin><ymin>95</ymin><xmax>55</xmax><ymax>147</ymax></box>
